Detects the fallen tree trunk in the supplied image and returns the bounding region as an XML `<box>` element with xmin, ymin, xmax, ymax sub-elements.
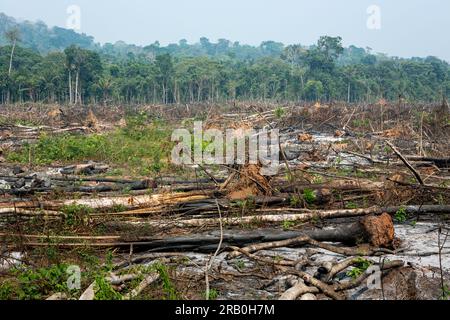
<box><xmin>406</xmin><ymin>156</ymin><xmax>450</xmax><ymax>168</ymax></box>
<box><xmin>228</xmin><ymin>214</ymin><xmax>394</xmax><ymax>258</ymax></box>
<box><xmin>148</xmin><ymin>205</ymin><xmax>450</xmax><ymax>228</ymax></box>
<box><xmin>276</xmin><ymin>179</ymin><xmax>384</xmax><ymax>193</ymax></box>
<box><xmin>6</xmin><ymin>214</ymin><xmax>394</xmax><ymax>252</ymax></box>
<box><xmin>50</xmin><ymin>191</ymin><xmax>214</xmax><ymax>210</ymax></box>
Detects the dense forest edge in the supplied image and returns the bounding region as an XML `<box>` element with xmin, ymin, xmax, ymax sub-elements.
<box><xmin>0</xmin><ymin>12</ymin><xmax>449</xmax><ymax>105</ymax></box>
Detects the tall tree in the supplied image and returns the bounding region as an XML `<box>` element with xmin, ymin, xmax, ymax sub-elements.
<box><xmin>5</xmin><ymin>28</ymin><xmax>21</xmax><ymax>76</ymax></box>
<box><xmin>4</xmin><ymin>28</ymin><xmax>21</xmax><ymax>103</ymax></box>
<box><xmin>156</xmin><ymin>54</ymin><xmax>174</xmax><ymax>104</ymax></box>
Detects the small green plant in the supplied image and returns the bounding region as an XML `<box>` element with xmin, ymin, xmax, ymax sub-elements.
<box><xmin>352</xmin><ymin>119</ymin><xmax>370</xmax><ymax>128</ymax></box>
<box><xmin>334</xmin><ymin>156</ymin><xmax>342</xmax><ymax>167</ymax></box>
<box><xmin>282</xmin><ymin>220</ymin><xmax>295</xmax><ymax>230</ymax></box>
<box><xmin>345</xmin><ymin>202</ymin><xmax>358</xmax><ymax>209</ymax></box>
<box><xmin>111</xmin><ymin>204</ymin><xmax>127</xmax><ymax>213</ymax></box>
<box><xmin>441</xmin><ymin>285</ymin><xmax>450</xmax><ymax>300</ymax></box>
<box><xmin>234</xmin><ymin>259</ymin><xmax>246</xmax><ymax>271</ymax></box>
<box><xmin>104</xmin><ymin>250</ymin><xmax>115</xmax><ymax>273</ymax></box>
<box><xmin>13</xmin><ymin>264</ymin><xmax>70</xmax><ymax>300</ymax></box>
<box><xmin>290</xmin><ymin>195</ymin><xmax>302</xmax><ymax>207</ymax></box>
<box><xmin>311</xmin><ymin>174</ymin><xmax>323</xmax><ymax>184</ymax></box>
<box><xmin>122</xmin><ymin>186</ymin><xmax>132</xmax><ymax>194</ymax></box>
<box><xmin>233</xmin><ymin>198</ymin><xmax>255</xmax><ymax>215</ymax></box>
<box><xmin>394</xmin><ymin>206</ymin><xmax>408</xmax><ymax>223</ymax></box>
<box><xmin>274</xmin><ymin>106</ymin><xmax>285</xmax><ymax>119</ymax></box>
<box><xmin>303</xmin><ymin>188</ymin><xmax>316</xmax><ymax>205</ymax></box>
<box><xmin>346</xmin><ymin>258</ymin><xmax>372</xmax><ymax>279</ymax></box>
<box><xmin>0</xmin><ymin>281</ymin><xmax>14</xmax><ymax>300</ymax></box>
<box><xmin>285</xmin><ymin>172</ymin><xmax>295</xmax><ymax>182</ymax></box>
<box><xmin>311</xmin><ymin>215</ymin><xmax>321</xmax><ymax>225</ymax></box>
<box><xmin>61</xmin><ymin>203</ymin><xmax>93</xmax><ymax>226</ymax></box>
<box><xmin>206</xmin><ymin>288</ymin><xmax>219</xmax><ymax>300</ymax></box>
<box><xmin>154</xmin><ymin>263</ymin><xmax>178</xmax><ymax>300</ymax></box>
<box><xmin>94</xmin><ymin>276</ymin><xmax>123</xmax><ymax>300</ymax></box>
<box><xmin>273</xmin><ymin>255</ymin><xmax>284</xmax><ymax>264</ymax></box>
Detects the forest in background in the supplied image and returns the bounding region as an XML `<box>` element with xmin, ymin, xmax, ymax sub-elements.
<box><xmin>1</xmin><ymin>12</ymin><xmax>449</xmax><ymax>105</ymax></box>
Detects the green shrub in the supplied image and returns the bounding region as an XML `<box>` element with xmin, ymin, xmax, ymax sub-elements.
<box><xmin>0</xmin><ymin>281</ymin><xmax>14</xmax><ymax>300</ymax></box>
<box><xmin>394</xmin><ymin>206</ymin><xmax>408</xmax><ymax>223</ymax></box>
<box><xmin>303</xmin><ymin>188</ymin><xmax>316</xmax><ymax>204</ymax></box>
<box><xmin>12</xmin><ymin>264</ymin><xmax>69</xmax><ymax>300</ymax></box>
<box><xmin>154</xmin><ymin>263</ymin><xmax>178</xmax><ymax>300</ymax></box>
<box><xmin>61</xmin><ymin>203</ymin><xmax>93</xmax><ymax>226</ymax></box>
<box><xmin>93</xmin><ymin>276</ymin><xmax>123</xmax><ymax>300</ymax></box>
<box><xmin>205</xmin><ymin>288</ymin><xmax>219</xmax><ymax>300</ymax></box>
<box><xmin>274</xmin><ymin>106</ymin><xmax>285</xmax><ymax>119</ymax></box>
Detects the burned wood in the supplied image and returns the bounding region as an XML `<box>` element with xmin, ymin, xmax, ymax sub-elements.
<box><xmin>406</xmin><ymin>156</ymin><xmax>450</xmax><ymax>168</ymax></box>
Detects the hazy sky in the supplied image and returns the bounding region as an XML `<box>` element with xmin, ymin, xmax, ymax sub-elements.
<box><xmin>1</xmin><ymin>0</ymin><xmax>450</xmax><ymax>61</ymax></box>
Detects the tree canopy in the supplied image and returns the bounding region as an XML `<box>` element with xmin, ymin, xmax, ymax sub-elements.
<box><xmin>0</xmin><ymin>12</ymin><xmax>449</xmax><ymax>105</ymax></box>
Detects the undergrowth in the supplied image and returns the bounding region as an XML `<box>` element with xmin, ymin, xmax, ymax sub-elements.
<box><xmin>7</xmin><ymin>114</ymin><xmax>173</xmax><ymax>175</ymax></box>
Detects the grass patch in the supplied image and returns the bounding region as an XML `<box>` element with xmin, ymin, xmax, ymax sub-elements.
<box><xmin>7</xmin><ymin>116</ymin><xmax>173</xmax><ymax>176</ymax></box>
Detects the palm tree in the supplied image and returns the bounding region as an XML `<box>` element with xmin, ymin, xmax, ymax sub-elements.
<box><xmin>98</xmin><ymin>77</ymin><xmax>113</xmax><ymax>105</ymax></box>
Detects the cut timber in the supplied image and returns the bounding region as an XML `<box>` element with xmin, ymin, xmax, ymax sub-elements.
<box><xmin>278</xmin><ymin>266</ymin><xmax>345</xmax><ymax>300</ymax></box>
<box><xmin>152</xmin><ymin>205</ymin><xmax>450</xmax><ymax>228</ymax></box>
<box><xmin>10</xmin><ymin>216</ymin><xmax>393</xmax><ymax>252</ymax></box>
<box><xmin>279</xmin><ymin>179</ymin><xmax>384</xmax><ymax>193</ymax></box>
<box><xmin>278</xmin><ymin>279</ymin><xmax>319</xmax><ymax>300</ymax></box>
<box><xmin>44</xmin><ymin>190</ymin><xmax>214</xmax><ymax>210</ymax></box>
<box><xmin>79</xmin><ymin>282</ymin><xmax>95</xmax><ymax>300</ymax></box>
<box><xmin>229</xmin><ymin>215</ymin><xmax>394</xmax><ymax>258</ymax></box>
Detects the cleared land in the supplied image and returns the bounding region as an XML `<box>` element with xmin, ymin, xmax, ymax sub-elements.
<box><xmin>0</xmin><ymin>101</ymin><xmax>449</xmax><ymax>300</ymax></box>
